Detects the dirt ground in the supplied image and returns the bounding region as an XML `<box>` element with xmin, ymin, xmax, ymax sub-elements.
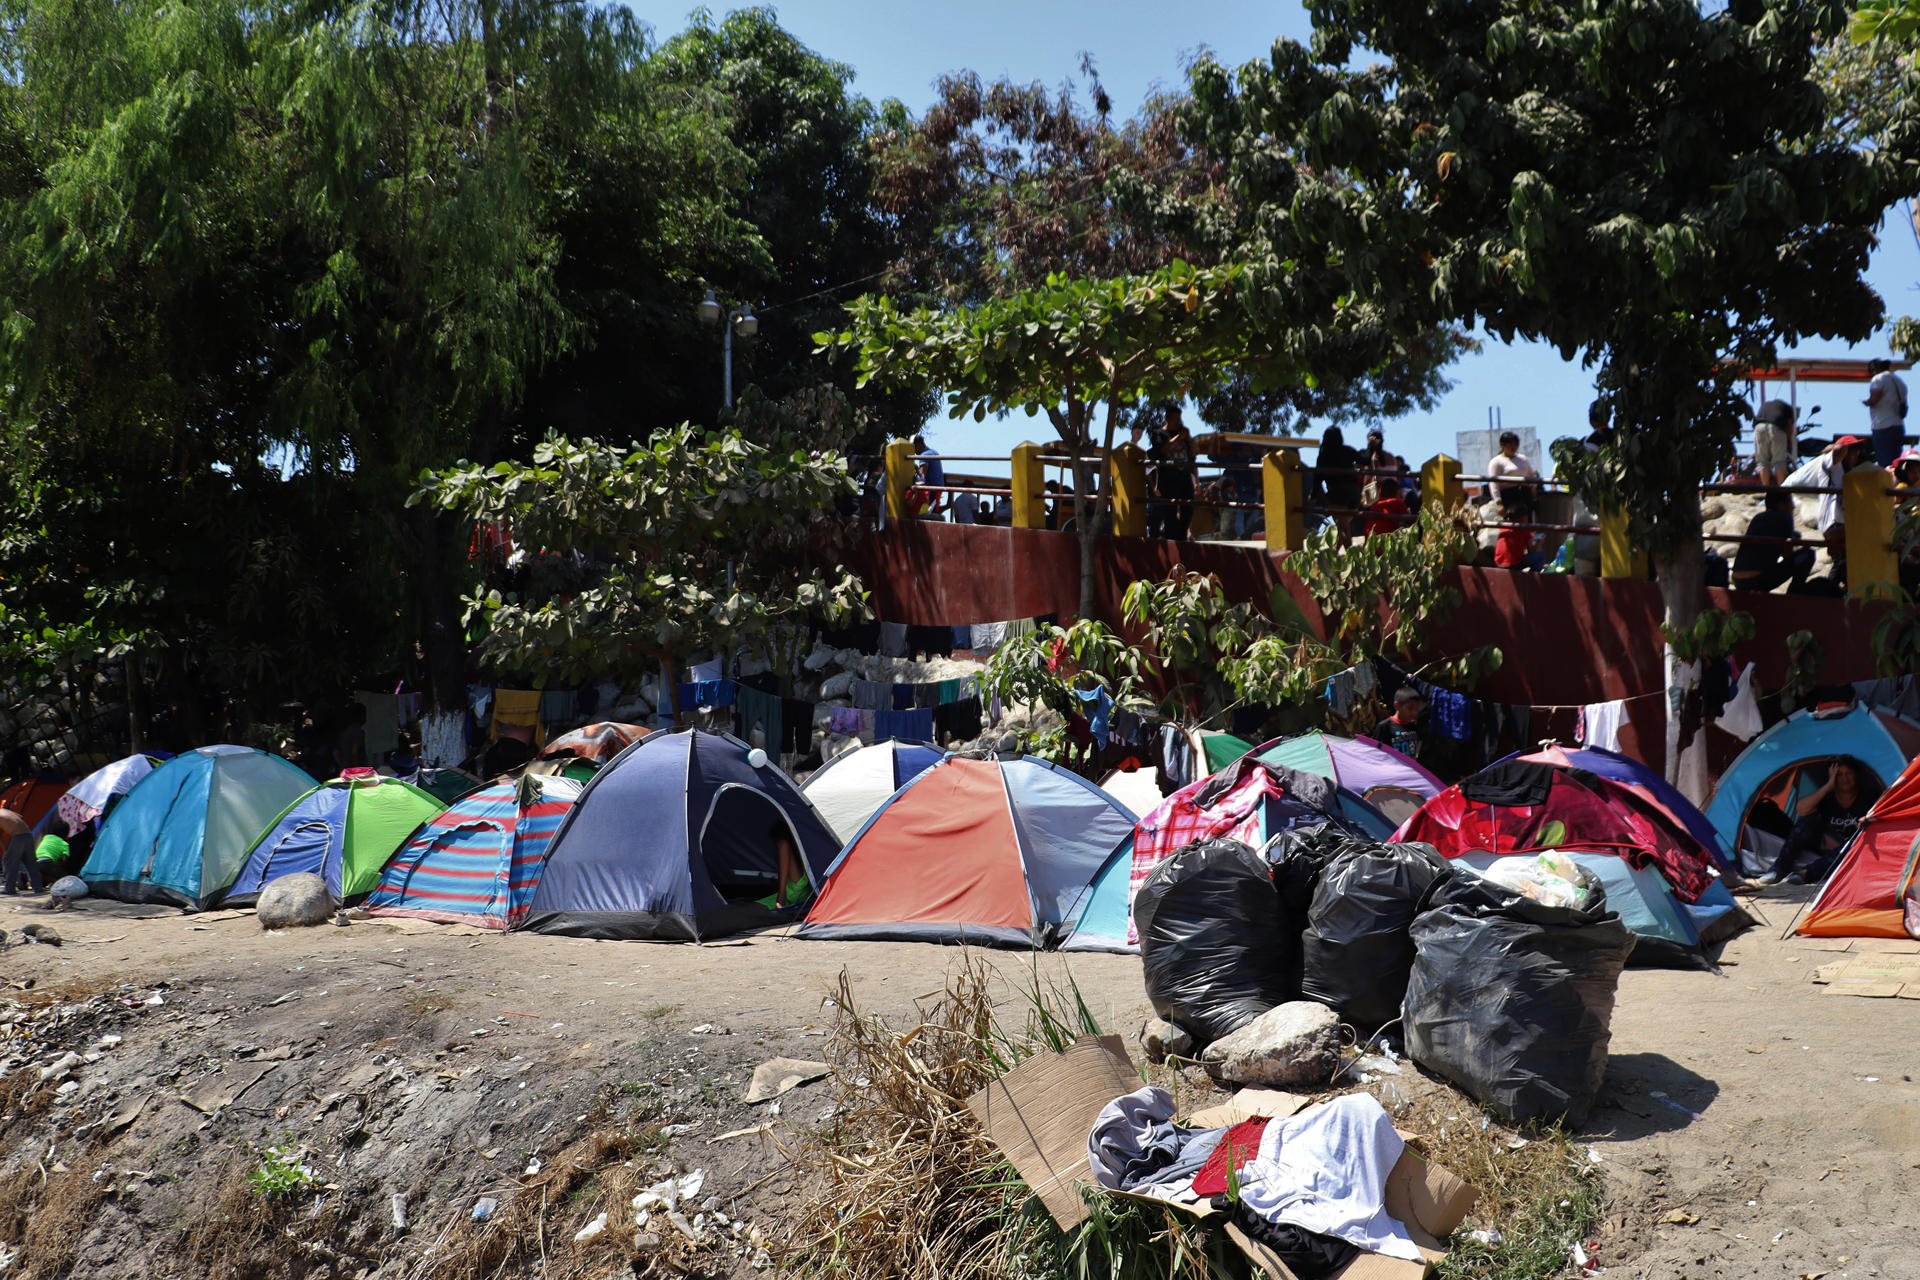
<box><xmin>0</xmin><ymin>884</ymin><xmax>1909</xmax><ymax>1279</ymax></box>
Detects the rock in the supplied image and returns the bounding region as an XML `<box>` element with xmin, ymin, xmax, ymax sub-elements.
<box><xmin>47</xmin><ymin>877</ymin><xmax>87</xmax><ymax>909</ymax></box>
<box><xmin>1140</xmin><ymin>1017</ymin><xmax>1195</xmax><ymax>1064</ymax></box>
<box><xmin>995</xmin><ymin>732</ymin><xmax>1021</xmax><ymax>755</ymax></box>
<box><xmin>1699</xmin><ymin>499</ymin><xmax>1725</xmax><ymax>521</ymax></box>
<box><xmin>256</xmin><ymin>874</ymin><xmax>334</xmax><ymax>929</ymax></box>
<box><xmin>1199</xmin><ymin>1001</ymin><xmax>1341</xmax><ymax>1088</ymax></box>
<box><xmin>743</xmin><ymin>1058</ymin><xmax>830</xmax><ymax>1103</ymax></box>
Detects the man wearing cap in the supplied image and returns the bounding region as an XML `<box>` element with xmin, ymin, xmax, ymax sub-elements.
<box><xmin>1867</xmin><ymin>358</ymin><xmax>1908</xmax><ymax>467</ymax></box>
<box><xmin>1372</xmin><ymin>687</ymin><xmax>1428</xmax><ymax>762</ymax></box>
<box><xmin>1783</xmin><ymin>435</ymin><xmax>1870</xmax><ymax>533</ymax></box>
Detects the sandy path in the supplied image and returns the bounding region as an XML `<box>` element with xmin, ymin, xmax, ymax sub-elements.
<box><xmin>0</xmin><ymin>886</ymin><xmax>1910</xmax><ymax>1277</ymax></box>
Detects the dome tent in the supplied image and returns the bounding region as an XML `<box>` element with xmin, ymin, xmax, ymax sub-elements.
<box><xmin>798</xmin><ymin>754</ymin><xmax>1138</xmax><ymax>949</ymax></box>
<box><xmin>800</xmin><ymin>739</ymin><xmax>945</xmax><ymax>844</ymax></box>
<box><xmin>219</xmin><ymin>773</ymin><xmax>445</xmax><ymax>908</ymax></box>
<box><xmin>1256</xmin><ymin>730</ymin><xmax>1443</xmax><ymax>826</ymax></box>
<box><xmin>368</xmin><ymin>774</ymin><xmax>583</xmax><ymax>930</ymax></box>
<box><xmin>1800</xmin><ymin>754</ymin><xmax>1920</xmax><ymax>938</ymax></box>
<box><xmin>522</xmin><ymin>729</ymin><xmax>839</xmax><ymax>942</ymax></box>
<box><xmin>83</xmin><ymin>747</ymin><xmax>317</xmax><ymax>908</ymax></box>
<box><xmin>1704</xmin><ymin>705</ymin><xmax>1920</xmax><ymax>876</ymax></box>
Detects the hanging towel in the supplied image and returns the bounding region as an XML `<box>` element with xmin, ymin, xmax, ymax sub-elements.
<box><xmin>914</xmin><ymin>682</ymin><xmax>942</xmax><ymax>709</ymax></box>
<box><xmin>539</xmin><ymin>688</ymin><xmax>579</xmax><ymax>727</ymax></box>
<box><xmin>827</xmin><ymin>707</ymin><xmax>862</xmax><ymax>737</ymax></box>
<box><xmin>891</xmin><ymin>683</ymin><xmax>917</xmax><ymax>711</ymax></box>
<box><xmin>1717</xmin><ymin>665</ymin><xmax>1764</xmax><ymax>741</ymax></box>
<box><xmin>467</xmin><ymin>684</ymin><xmax>494</xmax><ymax>723</ymax></box>
<box><xmin>690</xmin><ymin>657</ymin><xmax>723</xmax><ymax>682</ymax></box>
<box><xmin>874</xmin><ymin>707</ymin><xmax>934</xmax><ymax>744</ymax></box>
<box><xmin>857</xmin><ymin>709</ymin><xmax>876</xmax><ymax>744</ymax></box>
<box><xmin>1423</xmin><ymin>684</ymin><xmax>1474</xmax><ymax>741</ymax></box>
<box><xmin>970</xmin><ymin>621</ymin><xmax>1009</xmax><ymax>652</ymax></box>
<box><xmin>1580</xmin><ymin>699</ymin><xmax>1627</xmax><ymax>752</ymax></box>
<box><xmin>879</xmin><ymin>622</ymin><xmax>910</xmax><ymax>657</ymax></box>
<box><xmin>850</xmin><ymin>680</ymin><xmax>888</xmax><ymax>710</ymax></box>
<box><xmin>932</xmin><ymin>697</ymin><xmax>982</xmax><ymax>744</ymax></box>
<box><xmin>736</xmin><ymin>686</ymin><xmax>783</xmax><ymax>754</ymax></box>
<box><xmin>1074</xmin><ymin>686</ymin><xmax>1115</xmax><ymax>747</ymax></box>
<box><xmin>491</xmin><ymin>690</ymin><xmax>541</xmax><ymax>741</ymax></box>
<box><xmin>939</xmin><ymin>678</ymin><xmax>964</xmax><ymax>705</ymax></box>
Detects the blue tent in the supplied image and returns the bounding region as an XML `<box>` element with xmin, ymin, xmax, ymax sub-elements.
<box><xmin>521</xmin><ymin>729</ymin><xmax>840</xmax><ymax>941</ymax></box>
<box><xmin>1704</xmin><ymin>706</ymin><xmax>1920</xmax><ymax>875</ymax></box>
<box><xmin>83</xmin><ymin>747</ymin><xmax>317</xmax><ymax>908</ymax></box>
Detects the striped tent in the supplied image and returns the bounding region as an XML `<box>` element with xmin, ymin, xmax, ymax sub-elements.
<box><xmin>366</xmin><ymin>774</ymin><xmax>583</xmax><ymax>929</ymax></box>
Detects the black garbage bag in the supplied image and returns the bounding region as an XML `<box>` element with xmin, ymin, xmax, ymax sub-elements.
<box><xmin>1297</xmin><ymin>836</ymin><xmax>1453</xmax><ymax>1033</ymax></box>
<box><xmin>1266</xmin><ymin>824</ymin><xmax>1352</xmax><ymax>997</ymax></box>
<box><xmin>1403</xmin><ymin>869</ymin><xmax>1638</xmax><ymax>1127</ymax></box>
<box><xmin>1135</xmin><ymin>838</ymin><xmax>1300</xmax><ymax>1046</ymax></box>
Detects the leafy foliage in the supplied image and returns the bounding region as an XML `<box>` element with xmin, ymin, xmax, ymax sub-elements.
<box><xmin>415</xmin><ymin>424</ymin><xmax>866</xmax><ymax>693</ymax></box>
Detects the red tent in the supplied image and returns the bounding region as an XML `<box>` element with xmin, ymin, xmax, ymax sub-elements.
<box><xmin>0</xmin><ymin>778</ymin><xmax>68</xmax><ymax>833</ymax></box>
<box><xmin>1396</xmin><ymin>758</ymin><xmax>1717</xmax><ymax>902</ymax></box>
<box><xmin>1799</xmin><ymin>757</ymin><xmax>1920</xmax><ymax>938</ymax></box>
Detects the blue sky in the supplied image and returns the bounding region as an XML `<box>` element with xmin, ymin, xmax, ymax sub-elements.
<box><xmin>630</xmin><ymin>1</ymin><xmax>1920</xmax><ymax>473</ymax></box>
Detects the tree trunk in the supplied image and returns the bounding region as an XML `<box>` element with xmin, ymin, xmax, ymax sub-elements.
<box><xmin>1077</xmin><ymin>521</ymin><xmax>1098</xmax><ymax>622</ymax></box>
<box><xmin>123</xmin><ymin>655</ymin><xmax>147</xmax><ymax>754</ymax></box>
<box><xmin>409</xmin><ymin>504</ymin><xmax>469</xmax><ymax>715</ymax></box>
<box><xmin>1657</xmin><ymin>494</ymin><xmax>1706</xmax><ymax>784</ymax></box>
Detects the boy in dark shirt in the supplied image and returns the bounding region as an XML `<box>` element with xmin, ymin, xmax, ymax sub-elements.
<box><xmin>1730</xmin><ymin>488</ymin><xmax>1813</xmax><ymax>593</ymax></box>
<box><xmin>1372</xmin><ymin>687</ymin><xmax>1427</xmax><ymax>761</ymax></box>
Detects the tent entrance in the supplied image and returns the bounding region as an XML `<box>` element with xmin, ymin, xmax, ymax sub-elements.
<box><xmin>1739</xmin><ymin>760</ymin><xmax>1887</xmax><ymax>874</ymax></box>
<box><xmin>698</xmin><ymin>785</ymin><xmax>797</xmax><ymax>901</ymax></box>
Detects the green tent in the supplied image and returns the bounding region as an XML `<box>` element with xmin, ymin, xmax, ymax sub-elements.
<box><xmin>1199</xmin><ymin>731</ymin><xmax>1256</xmax><ymax>774</ymax></box>
<box><xmin>219</xmin><ymin>776</ymin><xmax>446</xmax><ymax>907</ymax></box>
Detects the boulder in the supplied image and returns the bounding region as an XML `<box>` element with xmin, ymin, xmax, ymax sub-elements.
<box><xmin>1140</xmin><ymin>1016</ymin><xmax>1195</xmax><ymax>1064</ymax></box>
<box><xmin>1199</xmin><ymin>1001</ymin><xmax>1341</xmax><ymax>1088</ymax></box>
<box><xmin>257</xmin><ymin>873</ymin><xmax>335</xmax><ymax>929</ymax></box>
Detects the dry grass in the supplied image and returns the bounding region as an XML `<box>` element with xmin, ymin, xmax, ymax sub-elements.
<box><xmin>0</xmin><ymin>1145</ymin><xmax>109</xmax><ymax>1277</ymax></box>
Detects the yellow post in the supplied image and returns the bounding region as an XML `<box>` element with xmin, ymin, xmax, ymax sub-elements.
<box><xmin>1599</xmin><ymin>507</ymin><xmax>1646</xmax><ymax>579</ymax></box>
<box><xmin>1421</xmin><ymin>453</ymin><xmax>1463</xmax><ymax>513</ymax></box>
<box><xmin>1109</xmin><ymin>443</ymin><xmax>1148</xmax><ymax>537</ymax></box>
<box><xmin>883</xmin><ymin>438</ymin><xmax>915</xmax><ymax>522</ymax></box>
<box><xmin>1011</xmin><ymin>441</ymin><xmax>1046</xmax><ymax>529</ymax></box>
<box><xmin>1263</xmin><ymin>448</ymin><xmax>1306</xmax><ymax>552</ymax></box>
<box><xmin>1844</xmin><ymin>464</ymin><xmax>1898</xmax><ymax>600</ymax></box>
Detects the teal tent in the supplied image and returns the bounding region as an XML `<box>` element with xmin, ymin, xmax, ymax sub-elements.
<box><xmin>1457</xmin><ymin>850</ymin><xmax>1708</xmax><ymax>969</ymax></box>
<box><xmin>83</xmin><ymin>746</ymin><xmax>317</xmax><ymax>909</ymax></box>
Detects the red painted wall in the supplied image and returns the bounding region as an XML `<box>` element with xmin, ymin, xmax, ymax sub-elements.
<box><xmin>855</xmin><ymin>523</ymin><xmax>1889</xmax><ymax>773</ymax></box>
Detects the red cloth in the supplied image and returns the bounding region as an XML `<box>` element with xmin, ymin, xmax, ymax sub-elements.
<box><xmin>1192</xmin><ymin>1119</ymin><xmax>1270</xmax><ymax>1196</ymax></box>
<box><xmin>1364</xmin><ymin>496</ymin><xmax>1410</xmax><ymax>536</ymax></box>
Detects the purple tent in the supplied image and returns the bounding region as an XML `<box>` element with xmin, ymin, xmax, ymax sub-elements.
<box><xmin>1506</xmin><ymin>743</ymin><xmax>1729</xmax><ymax>866</ymax></box>
<box><xmin>1255</xmin><ymin>731</ymin><xmax>1443</xmax><ymax>826</ymax></box>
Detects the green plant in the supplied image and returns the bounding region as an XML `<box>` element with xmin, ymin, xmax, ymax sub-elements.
<box><xmin>1781</xmin><ymin>629</ymin><xmax>1827</xmax><ymax>713</ymax></box>
<box><xmin>246</xmin><ymin>1140</ymin><xmax>319</xmax><ymax>1204</ymax></box>
<box><xmin>1659</xmin><ymin>609</ymin><xmax>1756</xmax><ymax>663</ymax></box>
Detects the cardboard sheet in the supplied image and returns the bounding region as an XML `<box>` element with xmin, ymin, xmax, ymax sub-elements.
<box><xmin>1188</xmin><ymin>1087</ymin><xmax>1313</xmax><ymax>1129</ymax></box>
<box><xmin>965</xmin><ymin>1034</ymin><xmax>1140</xmax><ymax>1230</ymax></box>
<box><xmin>1813</xmin><ymin>952</ymin><xmax>1920</xmax><ymax>997</ymax></box>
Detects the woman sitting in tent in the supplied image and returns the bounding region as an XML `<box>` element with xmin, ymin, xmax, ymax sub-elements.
<box><xmin>1755</xmin><ymin>757</ymin><xmax>1878</xmax><ymax>886</ymax></box>
<box><xmin>759</xmin><ymin>823</ymin><xmax>808</xmax><ymax>910</ymax></box>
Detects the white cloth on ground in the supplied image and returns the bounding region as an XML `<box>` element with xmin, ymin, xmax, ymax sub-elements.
<box><xmin>1580</xmin><ymin>699</ymin><xmax>1626</xmax><ymax>752</ymax></box>
<box><xmin>1235</xmin><ymin>1093</ymin><xmax>1423</xmax><ymax>1263</ymax></box>
<box><xmin>1086</xmin><ymin>1086</ymin><xmax>1178</xmax><ymax>1190</ymax></box>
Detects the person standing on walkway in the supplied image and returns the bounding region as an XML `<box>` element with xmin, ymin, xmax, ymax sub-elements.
<box><xmin>1752</xmin><ymin>399</ymin><xmax>1796</xmax><ymax>487</ymax></box>
<box><xmin>1867</xmin><ymin>359</ymin><xmax>1908</xmax><ymax>466</ymax></box>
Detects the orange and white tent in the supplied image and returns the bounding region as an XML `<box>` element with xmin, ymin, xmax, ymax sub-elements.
<box><xmin>1800</xmin><ymin>755</ymin><xmax>1920</xmax><ymax>938</ymax></box>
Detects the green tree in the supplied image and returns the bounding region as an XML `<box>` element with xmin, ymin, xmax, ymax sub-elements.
<box><xmin>414</xmin><ymin>423</ymin><xmax>866</xmax><ymax>701</ymax></box>
<box><xmin>1188</xmin><ymin>0</ymin><xmax>1920</xmax><ymax>776</ymax></box>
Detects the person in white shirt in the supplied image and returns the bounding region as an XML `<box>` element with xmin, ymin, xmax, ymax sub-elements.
<box><xmin>1487</xmin><ymin>431</ymin><xmax>1539</xmax><ymax>507</ymax></box>
<box><xmin>1867</xmin><ymin>358</ymin><xmax>1908</xmax><ymax>467</ymax></box>
<box><xmin>1783</xmin><ymin>434</ymin><xmax>1870</xmax><ymax>533</ymax></box>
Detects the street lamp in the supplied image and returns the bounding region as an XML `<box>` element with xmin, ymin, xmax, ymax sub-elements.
<box><xmin>697</xmin><ymin>289</ymin><xmax>758</xmax><ymax>408</ymax></box>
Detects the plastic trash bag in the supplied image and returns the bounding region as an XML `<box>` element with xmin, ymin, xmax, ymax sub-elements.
<box><xmin>1403</xmin><ymin>870</ymin><xmax>1637</xmax><ymax>1127</ymax></box>
<box><xmin>1265</xmin><ymin>824</ymin><xmax>1347</xmax><ymax>996</ymax></box>
<box><xmin>1476</xmin><ymin>851</ymin><xmax>1596</xmax><ymax>911</ymax></box>
<box><xmin>1297</xmin><ymin>835</ymin><xmax>1453</xmax><ymax>1033</ymax></box>
<box><xmin>1135</xmin><ymin>839</ymin><xmax>1300</xmax><ymax>1047</ymax></box>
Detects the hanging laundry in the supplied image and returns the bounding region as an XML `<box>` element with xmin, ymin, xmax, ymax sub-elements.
<box><xmin>1580</xmin><ymin>699</ymin><xmax>1627</xmax><ymax>752</ymax></box>
<box><xmin>970</xmin><ymin>621</ymin><xmax>1009</xmax><ymax>652</ymax></box>
<box><xmin>827</xmin><ymin>707</ymin><xmax>862</xmax><ymax>737</ymax></box>
<box><xmin>539</xmin><ymin>688</ymin><xmax>579</xmax><ymax>727</ymax></box>
<box><xmin>1852</xmin><ymin>674</ymin><xmax>1920</xmax><ymax>722</ymax></box>
<box><xmin>1111</xmin><ymin>707</ymin><xmax>1145</xmax><ymax>747</ymax></box>
<box><xmin>490</xmin><ymin>690</ymin><xmax>541</xmax><ymax>742</ymax></box>
<box><xmin>932</xmin><ymin>697</ymin><xmax>982</xmax><ymax>744</ymax></box>
<box><xmin>1073</xmin><ymin>686</ymin><xmax>1115</xmax><ymax>747</ymax></box>
<box><xmin>467</xmin><ymin>684</ymin><xmax>494</xmax><ymax>723</ymax></box>
<box><xmin>914</xmin><ymin>683</ymin><xmax>942</xmax><ymax>710</ymax></box>
<box><xmin>395</xmin><ymin>692</ymin><xmax>422</xmax><ymax>729</ymax></box>
<box><xmin>353</xmin><ymin>692</ymin><xmax>401</xmax><ymax>759</ymax></box>
<box><xmin>879</xmin><ymin>622</ymin><xmax>910</xmax><ymax>657</ymax></box>
<box><xmin>891</xmin><ymin>684</ymin><xmax>917</xmax><ymax>711</ymax></box>
<box><xmin>850</xmin><ymin>680</ymin><xmax>888</xmax><ymax>710</ymax></box>
<box><xmin>1423</xmin><ymin>684</ymin><xmax>1474</xmax><ymax>741</ymax></box>
<box><xmin>857</xmin><ymin>709</ymin><xmax>876</xmax><ymax>744</ymax></box>
<box><xmin>689</xmin><ymin>657</ymin><xmax>724</xmax><ymax>683</ymax></box>
<box><xmin>874</xmin><ymin>707</ymin><xmax>934</xmax><ymax>744</ymax></box>
<box><xmin>781</xmin><ymin>698</ymin><xmax>815</xmax><ymax>754</ymax></box>
<box><xmin>1718</xmin><ymin>665</ymin><xmax>1763</xmax><ymax>741</ymax></box>
<box><xmin>736</xmin><ymin>686</ymin><xmax>783</xmax><ymax>754</ymax></box>
<box><xmin>1476</xmin><ymin>703</ymin><xmax>1532</xmax><ymax>765</ymax></box>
